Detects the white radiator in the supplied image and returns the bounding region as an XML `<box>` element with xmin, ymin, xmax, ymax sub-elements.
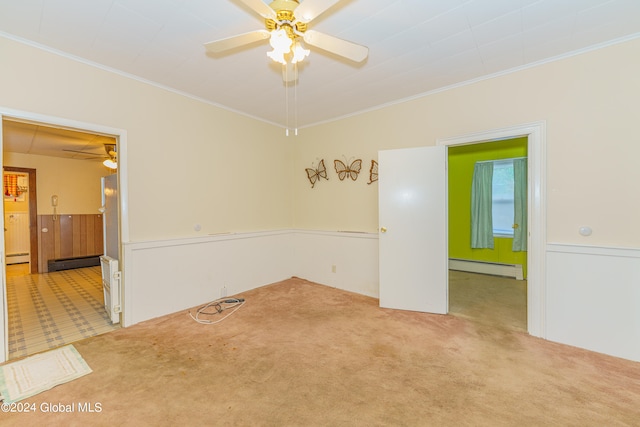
<box><xmin>100</xmin><ymin>255</ymin><xmax>121</xmax><ymax>324</ymax></box>
<box><xmin>449</xmin><ymin>258</ymin><xmax>524</xmax><ymax>280</ymax></box>
<box><xmin>4</xmin><ymin>212</ymin><xmax>30</xmax><ymax>264</ymax></box>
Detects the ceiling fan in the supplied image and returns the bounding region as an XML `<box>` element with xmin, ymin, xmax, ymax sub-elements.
<box><xmin>204</xmin><ymin>0</ymin><xmax>368</xmax><ymax>79</ymax></box>
<box><xmin>63</xmin><ymin>144</ymin><xmax>117</xmax><ymax>169</ymax></box>
<box><xmin>102</xmin><ymin>144</ymin><xmax>118</xmax><ymax>169</ymax></box>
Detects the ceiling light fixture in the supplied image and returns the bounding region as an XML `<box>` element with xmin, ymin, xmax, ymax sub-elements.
<box><xmin>264</xmin><ymin>1</ymin><xmax>309</xmax><ymax>65</ymax></box>
<box><xmin>263</xmin><ymin>2</ymin><xmax>307</xmax><ymax>136</ymax></box>
<box><xmin>204</xmin><ymin>0</ymin><xmax>369</xmax><ymax>68</ymax></box>
<box><xmin>266</xmin><ymin>28</ymin><xmax>293</xmax><ymax>64</ymax></box>
<box><xmin>291</xmin><ymin>40</ymin><xmax>310</xmax><ymax>64</ymax></box>
<box><xmin>103</xmin><ymin>159</ymin><xmax>117</xmax><ymax>169</ymax></box>
<box><xmin>204</xmin><ymin>0</ymin><xmax>369</xmax><ymax>137</ymax></box>
<box><xmin>102</xmin><ymin>144</ymin><xmax>118</xmax><ymax>169</ymax></box>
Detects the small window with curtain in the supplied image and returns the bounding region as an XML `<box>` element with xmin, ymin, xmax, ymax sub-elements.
<box><xmin>3</xmin><ymin>173</ymin><xmax>28</xmax><ymax>202</ymax></box>
<box><xmin>492</xmin><ymin>159</ymin><xmax>515</xmax><ymax>236</ymax></box>
<box><xmin>471</xmin><ymin>157</ymin><xmax>527</xmax><ymax>250</ymax></box>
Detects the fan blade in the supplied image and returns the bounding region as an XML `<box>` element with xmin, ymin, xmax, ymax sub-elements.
<box><xmin>62</xmin><ymin>149</ymin><xmax>105</xmax><ymax>157</ymax></box>
<box><xmin>303</xmin><ymin>30</ymin><xmax>368</xmax><ymax>62</ymax></box>
<box><xmin>237</xmin><ymin>0</ymin><xmax>276</xmax><ymax>19</ymax></box>
<box><xmin>295</xmin><ymin>0</ymin><xmax>343</xmax><ymax>23</ymax></box>
<box><xmin>204</xmin><ymin>30</ymin><xmax>270</xmax><ymax>53</ymax></box>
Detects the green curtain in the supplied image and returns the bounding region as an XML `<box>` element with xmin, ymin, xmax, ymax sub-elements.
<box><xmin>512</xmin><ymin>158</ymin><xmax>527</xmax><ymax>251</ymax></box>
<box><xmin>471</xmin><ymin>162</ymin><xmax>494</xmax><ymax>249</ymax></box>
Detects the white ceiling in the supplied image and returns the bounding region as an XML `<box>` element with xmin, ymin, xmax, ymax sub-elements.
<box><xmin>1</xmin><ymin>0</ymin><xmax>639</xmax><ymax>156</ymax></box>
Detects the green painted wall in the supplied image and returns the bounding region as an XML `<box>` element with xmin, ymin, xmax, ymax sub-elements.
<box><xmin>448</xmin><ymin>138</ymin><xmax>528</xmax><ymax>277</ymax></box>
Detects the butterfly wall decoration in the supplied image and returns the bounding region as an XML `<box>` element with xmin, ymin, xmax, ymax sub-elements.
<box><xmin>368</xmin><ymin>160</ymin><xmax>378</xmax><ymax>185</ymax></box>
<box><xmin>334</xmin><ymin>158</ymin><xmax>362</xmax><ymax>181</ymax></box>
<box><xmin>305</xmin><ymin>159</ymin><xmax>329</xmax><ymax>188</ymax></box>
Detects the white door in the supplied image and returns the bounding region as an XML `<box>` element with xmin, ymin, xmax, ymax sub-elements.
<box><xmin>102</xmin><ymin>174</ymin><xmax>119</xmax><ymax>260</ymax></box>
<box><xmin>378</xmin><ymin>146</ymin><xmax>448</xmax><ymax>313</ymax></box>
<box><xmin>100</xmin><ymin>174</ymin><xmax>120</xmax><ymax>324</ymax></box>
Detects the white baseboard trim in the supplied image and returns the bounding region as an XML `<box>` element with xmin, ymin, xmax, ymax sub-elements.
<box><xmin>449</xmin><ymin>258</ymin><xmax>524</xmax><ymax>280</ymax></box>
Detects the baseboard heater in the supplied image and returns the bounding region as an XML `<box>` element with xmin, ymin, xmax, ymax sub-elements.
<box><xmin>6</xmin><ymin>252</ymin><xmax>30</xmax><ymax>265</ymax></box>
<box><xmin>48</xmin><ymin>255</ymin><xmax>101</xmax><ymax>272</ymax></box>
<box><xmin>449</xmin><ymin>258</ymin><xmax>524</xmax><ymax>280</ymax></box>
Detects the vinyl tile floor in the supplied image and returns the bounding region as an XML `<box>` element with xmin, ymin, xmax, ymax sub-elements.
<box><xmin>5</xmin><ymin>264</ymin><xmax>120</xmax><ymax>360</ymax></box>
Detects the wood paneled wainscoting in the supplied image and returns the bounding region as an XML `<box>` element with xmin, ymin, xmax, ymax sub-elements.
<box><xmin>37</xmin><ymin>214</ymin><xmax>104</xmax><ymax>273</ymax></box>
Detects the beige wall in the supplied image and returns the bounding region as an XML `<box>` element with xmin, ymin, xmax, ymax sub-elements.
<box><xmin>0</xmin><ymin>36</ymin><xmax>293</xmax><ymax>241</ymax></box>
<box><xmin>294</xmin><ymin>38</ymin><xmax>640</xmax><ymax>249</ymax></box>
<box><xmin>4</xmin><ymin>152</ymin><xmax>107</xmax><ymax>215</ymax></box>
<box><xmin>2</xmin><ymin>35</ymin><xmax>638</xmax><ymax>248</ymax></box>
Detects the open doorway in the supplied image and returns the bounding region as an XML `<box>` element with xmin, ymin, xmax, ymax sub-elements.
<box><xmin>438</xmin><ymin>121</ymin><xmax>546</xmax><ymax>338</ymax></box>
<box><xmin>3</xmin><ymin>167</ymin><xmax>37</xmax><ymax>273</ymax></box>
<box><xmin>0</xmin><ymin>111</ymin><xmax>127</xmax><ymax>362</ymax></box>
<box><xmin>447</xmin><ymin>138</ymin><xmax>528</xmax><ymax>332</ymax></box>
<box><xmin>378</xmin><ymin>122</ymin><xmax>545</xmax><ymax>337</ymax></box>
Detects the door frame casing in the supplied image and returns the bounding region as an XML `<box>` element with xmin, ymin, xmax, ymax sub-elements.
<box><xmin>0</xmin><ymin>107</ymin><xmax>129</xmax><ymax>362</ymax></box>
<box><xmin>437</xmin><ymin>121</ymin><xmax>547</xmax><ymax>338</ymax></box>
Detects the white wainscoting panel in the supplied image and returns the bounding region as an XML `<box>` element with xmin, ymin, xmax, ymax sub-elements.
<box><xmin>291</xmin><ymin>230</ymin><xmax>379</xmax><ymax>298</ymax></box>
<box><xmin>122</xmin><ymin>230</ymin><xmax>294</xmax><ymax>326</ymax></box>
<box><xmin>546</xmin><ymin>244</ymin><xmax>640</xmax><ymax>362</ymax></box>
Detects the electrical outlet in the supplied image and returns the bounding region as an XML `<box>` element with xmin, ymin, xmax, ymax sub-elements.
<box><xmin>331</xmin><ymin>265</ymin><xmax>336</xmax><ymax>273</ymax></box>
<box><xmin>221</xmin><ymin>286</ymin><xmax>227</xmax><ymax>298</ymax></box>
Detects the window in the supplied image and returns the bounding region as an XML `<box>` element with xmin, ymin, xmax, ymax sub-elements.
<box><xmin>491</xmin><ymin>159</ymin><xmax>515</xmax><ymax>236</ymax></box>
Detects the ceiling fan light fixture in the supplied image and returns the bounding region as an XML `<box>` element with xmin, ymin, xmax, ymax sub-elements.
<box><xmin>103</xmin><ymin>159</ymin><xmax>117</xmax><ymax>169</ymax></box>
<box><xmin>291</xmin><ymin>40</ymin><xmax>310</xmax><ymax>63</ymax></box>
<box><xmin>205</xmin><ymin>0</ymin><xmax>369</xmax><ymax>71</ymax></box>
<box><xmin>267</xmin><ymin>28</ymin><xmax>292</xmax><ymax>64</ymax></box>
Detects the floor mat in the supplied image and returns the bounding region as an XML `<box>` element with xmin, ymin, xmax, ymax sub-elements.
<box><xmin>0</xmin><ymin>345</ymin><xmax>92</xmax><ymax>403</ymax></box>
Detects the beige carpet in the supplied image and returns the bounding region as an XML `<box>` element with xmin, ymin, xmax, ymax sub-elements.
<box><xmin>2</xmin><ymin>276</ymin><xmax>639</xmax><ymax>426</ymax></box>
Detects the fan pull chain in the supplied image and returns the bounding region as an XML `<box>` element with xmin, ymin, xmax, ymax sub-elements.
<box><xmin>284</xmin><ymin>62</ymin><xmax>299</xmax><ymax>137</ymax></box>
<box><xmin>285</xmin><ymin>63</ymin><xmax>290</xmax><ymax>136</ymax></box>
<box><xmin>294</xmin><ymin>61</ymin><xmax>298</xmax><ymax>136</ymax></box>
